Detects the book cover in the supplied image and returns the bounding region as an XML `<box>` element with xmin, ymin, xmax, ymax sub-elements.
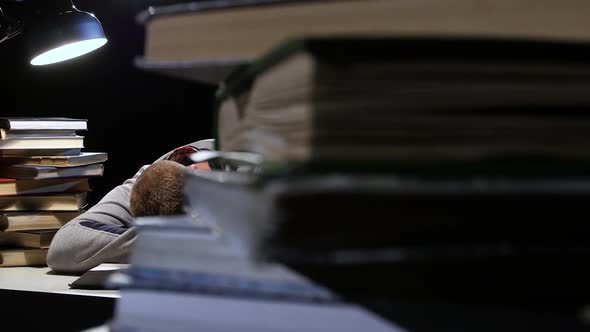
<box><xmin>134</xmin><ymin>57</ymin><xmax>250</xmax><ymax>86</ymax></box>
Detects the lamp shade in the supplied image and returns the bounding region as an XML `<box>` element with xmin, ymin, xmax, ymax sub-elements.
<box><xmin>29</xmin><ymin>7</ymin><xmax>107</xmax><ymax>66</ymax></box>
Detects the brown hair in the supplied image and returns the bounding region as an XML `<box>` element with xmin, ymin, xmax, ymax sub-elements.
<box><xmin>130</xmin><ymin>160</ymin><xmax>186</xmax><ymax>217</ymax></box>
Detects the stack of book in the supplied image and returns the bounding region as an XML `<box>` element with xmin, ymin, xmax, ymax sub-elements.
<box><xmin>0</xmin><ymin>117</ymin><xmax>107</xmax><ymax>267</ymax></box>
<box><xmin>121</xmin><ymin>0</ymin><xmax>590</xmax><ymax>330</ymax></box>
<box><xmin>107</xmin><ymin>213</ymin><xmax>400</xmax><ymax>332</ymax></box>
<box><xmin>190</xmin><ymin>35</ymin><xmax>590</xmax><ymax>316</ymax></box>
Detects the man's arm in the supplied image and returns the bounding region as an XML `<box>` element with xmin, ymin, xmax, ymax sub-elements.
<box><xmin>46</xmin><ymin>167</ymin><xmax>145</xmax><ymax>273</ymax></box>
<box><xmin>47</xmin><ymin>139</ymin><xmax>214</xmax><ymax>274</ymax></box>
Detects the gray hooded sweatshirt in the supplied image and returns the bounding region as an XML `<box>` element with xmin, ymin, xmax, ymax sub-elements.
<box><xmin>47</xmin><ymin>139</ymin><xmax>215</xmax><ymax>273</ymax></box>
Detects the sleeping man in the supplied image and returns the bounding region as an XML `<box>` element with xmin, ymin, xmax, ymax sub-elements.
<box><xmin>47</xmin><ymin>139</ymin><xmax>215</xmax><ymax>273</ymax></box>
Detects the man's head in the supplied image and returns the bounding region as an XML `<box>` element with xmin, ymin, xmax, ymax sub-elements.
<box><xmin>130</xmin><ymin>160</ymin><xmax>187</xmax><ymax>217</ymax></box>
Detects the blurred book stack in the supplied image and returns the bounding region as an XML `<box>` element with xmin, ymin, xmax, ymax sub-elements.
<box><xmin>107</xmin><ymin>213</ymin><xmax>401</xmax><ymax>332</ymax></box>
<box><xmin>0</xmin><ymin>117</ymin><xmax>107</xmax><ymax>267</ymax></box>
<box><xmin>184</xmin><ymin>36</ymin><xmax>590</xmax><ymax>329</ymax></box>
<box><xmin>123</xmin><ymin>0</ymin><xmax>590</xmax><ymax>330</ymax></box>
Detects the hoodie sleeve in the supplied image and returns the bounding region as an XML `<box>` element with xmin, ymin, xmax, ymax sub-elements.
<box><xmin>46</xmin><ymin>165</ymin><xmax>146</xmax><ymax>273</ymax></box>
<box><xmin>47</xmin><ymin>140</ymin><xmax>214</xmax><ymax>273</ymax></box>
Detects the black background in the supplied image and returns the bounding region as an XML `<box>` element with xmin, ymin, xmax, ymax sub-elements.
<box><xmin>0</xmin><ymin>0</ymin><xmax>215</xmax><ymax>206</ymax></box>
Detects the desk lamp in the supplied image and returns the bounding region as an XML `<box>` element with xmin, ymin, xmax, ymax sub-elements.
<box><xmin>0</xmin><ymin>0</ymin><xmax>107</xmax><ymax>65</ymax></box>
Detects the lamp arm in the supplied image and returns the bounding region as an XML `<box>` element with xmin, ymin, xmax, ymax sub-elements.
<box><xmin>0</xmin><ymin>5</ymin><xmax>23</xmax><ymax>45</ymax></box>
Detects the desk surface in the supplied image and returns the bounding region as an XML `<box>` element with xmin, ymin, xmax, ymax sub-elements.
<box><xmin>0</xmin><ymin>266</ymin><xmax>120</xmax><ymax>298</ymax></box>
<box><xmin>0</xmin><ymin>266</ymin><xmax>119</xmax><ymax>331</ymax></box>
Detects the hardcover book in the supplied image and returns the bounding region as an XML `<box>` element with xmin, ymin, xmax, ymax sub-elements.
<box><xmin>135</xmin><ymin>0</ymin><xmax>590</xmax><ymax>84</ymax></box>
<box><xmin>0</xmin><ymin>136</ymin><xmax>84</xmax><ymax>150</ymax></box>
<box><xmin>0</xmin><ymin>230</ymin><xmax>56</xmax><ymax>249</ymax></box>
<box><xmin>0</xmin><ymin>152</ymin><xmax>108</xmax><ymax>167</ymax></box>
<box><xmin>182</xmin><ymin>169</ymin><xmax>590</xmax><ymax>304</ymax></box>
<box><xmin>0</xmin><ymin>177</ymin><xmax>90</xmax><ymax>196</ymax></box>
<box><xmin>0</xmin><ymin>211</ymin><xmax>82</xmax><ymax>232</ymax></box>
<box><xmin>0</xmin><ymin>148</ymin><xmax>82</xmax><ymax>156</ymax></box>
<box><xmin>0</xmin><ymin>193</ymin><xmax>87</xmax><ymax>212</ymax></box>
<box><xmin>0</xmin><ymin>130</ymin><xmax>79</xmax><ymax>140</ymax></box>
<box><xmin>0</xmin><ymin>248</ymin><xmax>47</xmax><ymax>267</ymax></box>
<box><xmin>0</xmin><ymin>117</ymin><xmax>87</xmax><ymax>131</ymax></box>
<box><xmin>215</xmin><ymin>37</ymin><xmax>590</xmax><ymax>164</ymax></box>
<box><xmin>0</xmin><ymin>163</ymin><xmax>104</xmax><ymax>180</ymax></box>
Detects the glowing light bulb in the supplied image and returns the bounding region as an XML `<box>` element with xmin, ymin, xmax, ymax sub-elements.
<box><xmin>30</xmin><ymin>38</ymin><xmax>107</xmax><ymax>66</ymax></box>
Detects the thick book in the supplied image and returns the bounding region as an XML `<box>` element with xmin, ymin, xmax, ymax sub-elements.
<box><xmin>0</xmin><ymin>248</ymin><xmax>47</xmax><ymax>267</ymax></box>
<box><xmin>117</xmin><ymin>214</ymin><xmax>335</xmax><ymax>302</ymax></box>
<box><xmin>0</xmin><ymin>129</ymin><xmax>80</xmax><ymax>140</ymax></box>
<box><xmin>0</xmin><ymin>136</ymin><xmax>84</xmax><ymax>150</ymax></box>
<box><xmin>215</xmin><ymin>37</ymin><xmax>590</xmax><ymax>163</ymax></box>
<box><xmin>183</xmin><ymin>170</ymin><xmax>590</xmax><ymax>304</ymax></box>
<box><xmin>0</xmin><ymin>211</ymin><xmax>82</xmax><ymax>232</ymax></box>
<box><xmin>0</xmin><ymin>152</ymin><xmax>108</xmax><ymax>167</ymax></box>
<box><xmin>0</xmin><ymin>148</ymin><xmax>82</xmax><ymax>156</ymax></box>
<box><xmin>134</xmin><ymin>0</ymin><xmax>590</xmax><ymax>84</ymax></box>
<box><xmin>111</xmin><ymin>288</ymin><xmax>400</xmax><ymax>332</ymax></box>
<box><xmin>0</xmin><ymin>177</ymin><xmax>90</xmax><ymax>196</ymax></box>
<box><xmin>0</xmin><ymin>230</ymin><xmax>56</xmax><ymax>248</ymax></box>
<box><xmin>0</xmin><ymin>163</ymin><xmax>104</xmax><ymax>180</ymax></box>
<box><xmin>0</xmin><ymin>193</ymin><xmax>87</xmax><ymax>212</ymax></box>
<box><xmin>184</xmin><ymin>170</ymin><xmax>590</xmax><ymax>258</ymax></box>
<box><xmin>109</xmin><ymin>216</ymin><xmax>398</xmax><ymax>332</ymax></box>
<box><xmin>0</xmin><ymin>117</ymin><xmax>87</xmax><ymax>131</ymax></box>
